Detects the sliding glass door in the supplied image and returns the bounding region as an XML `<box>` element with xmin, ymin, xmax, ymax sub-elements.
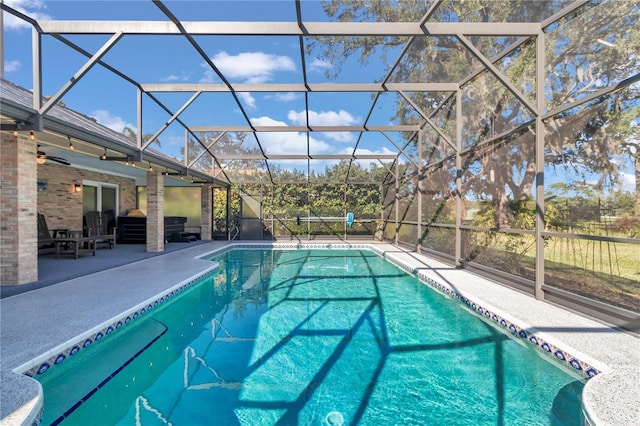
<box><xmin>83</xmin><ymin>180</ymin><xmax>119</xmax><ymax>228</ymax></box>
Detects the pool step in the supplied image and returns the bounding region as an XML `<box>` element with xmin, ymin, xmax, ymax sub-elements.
<box><xmin>38</xmin><ymin>318</ymin><xmax>167</xmax><ymax>425</ymax></box>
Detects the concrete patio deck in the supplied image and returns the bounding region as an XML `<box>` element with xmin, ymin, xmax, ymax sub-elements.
<box><xmin>0</xmin><ymin>240</ymin><xmax>212</xmax><ymax>299</ymax></box>
<box><xmin>1</xmin><ymin>241</ymin><xmax>638</xmax><ymax>425</ymax></box>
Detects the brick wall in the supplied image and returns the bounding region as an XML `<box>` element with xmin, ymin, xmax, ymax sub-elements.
<box><xmin>1</xmin><ymin>134</ymin><xmax>38</xmax><ymax>284</ymax></box>
<box><xmin>200</xmin><ymin>185</ymin><xmax>212</xmax><ymax>240</ymax></box>
<box><xmin>146</xmin><ymin>171</ymin><xmax>164</xmax><ymax>252</ymax></box>
<box><xmin>37</xmin><ymin>164</ymin><xmax>136</xmax><ymax>231</ymax></box>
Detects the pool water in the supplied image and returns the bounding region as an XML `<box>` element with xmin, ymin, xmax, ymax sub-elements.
<box><xmin>37</xmin><ymin>249</ymin><xmax>584</xmax><ymax>425</ymax></box>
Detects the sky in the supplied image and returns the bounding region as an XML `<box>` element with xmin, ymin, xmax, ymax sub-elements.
<box><xmin>1</xmin><ymin>0</ymin><xmax>637</xmax><ymax>193</ymax></box>
<box><xmin>1</xmin><ymin>0</ymin><xmax>406</xmax><ymax>176</ymax></box>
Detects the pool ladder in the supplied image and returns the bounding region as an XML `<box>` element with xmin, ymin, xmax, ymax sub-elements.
<box><xmin>229</xmin><ymin>223</ymin><xmax>240</xmax><ymax>241</ymax></box>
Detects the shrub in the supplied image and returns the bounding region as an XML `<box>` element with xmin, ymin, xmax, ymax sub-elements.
<box><xmin>612</xmin><ymin>214</ymin><xmax>640</xmax><ymax>238</ymax></box>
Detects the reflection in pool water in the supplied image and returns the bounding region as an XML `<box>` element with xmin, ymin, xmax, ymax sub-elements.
<box><xmin>38</xmin><ymin>249</ymin><xmax>584</xmax><ymax>425</ymax></box>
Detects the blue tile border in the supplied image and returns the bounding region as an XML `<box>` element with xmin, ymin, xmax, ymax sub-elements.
<box><xmin>24</xmin><ymin>268</ymin><xmax>218</xmax><ymax>378</ymax></box>
<box><xmin>48</xmin><ymin>321</ymin><xmax>168</xmax><ymax>426</ymax></box>
<box><xmin>380</xmin><ymin>253</ymin><xmax>600</xmax><ymax>379</ymax></box>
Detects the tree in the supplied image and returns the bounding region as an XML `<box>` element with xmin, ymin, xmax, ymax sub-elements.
<box><xmin>122</xmin><ymin>126</ymin><xmax>161</xmax><ymax>148</ymax></box>
<box><xmin>183</xmin><ymin>131</ymin><xmax>263</xmax><ymax>180</ymax></box>
<box><xmin>607</xmin><ymin>108</ymin><xmax>640</xmax><ymax>214</ymax></box>
<box><xmin>309</xmin><ymin>0</ymin><xmax>640</xmax><ymax>227</ymax></box>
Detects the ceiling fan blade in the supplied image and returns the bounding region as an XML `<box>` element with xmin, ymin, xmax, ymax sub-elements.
<box><xmin>48</xmin><ymin>156</ymin><xmax>71</xmax><ymax>166</ymax></box>
<box><xmin>36</xmin><ymin>146</ymin><xmax>70</xmax><ymax>166</ymax></box>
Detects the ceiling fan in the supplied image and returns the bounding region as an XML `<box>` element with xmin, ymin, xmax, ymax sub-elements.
<box><xmin>37</xmin><ymin>146</ymin><xmax>70</xmax><ymax>166</ymax></box>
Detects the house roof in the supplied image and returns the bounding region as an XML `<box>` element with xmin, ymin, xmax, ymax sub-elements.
<box><xmin>1</xmin><ymin>78</ymin><xmax>222</xmax><ymax>186</ymax></box>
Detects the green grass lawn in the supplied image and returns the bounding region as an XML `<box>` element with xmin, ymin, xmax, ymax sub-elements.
<box><xmin>545</xmin><ymin>237</ymin><xmax>640</xmax><ymax>283</ymax></box>
<box><xmin>465</xmin><ymin>232</ymin><xmax>640</xmax><ymax>312</ymax></box>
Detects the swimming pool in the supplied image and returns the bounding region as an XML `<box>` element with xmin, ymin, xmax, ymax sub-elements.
<box><xmin>37</xmin><ymin>248</ymin><xmax>584</xmax><ymax>425</ymax></box>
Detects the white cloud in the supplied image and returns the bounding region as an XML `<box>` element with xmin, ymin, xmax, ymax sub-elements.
<box><xmin>344</xmin><ymin>146</ymin><xmax>399</xmax><ymax>158</ymax></box>
<box><xmin>209</xmin><ymin>51</ymin><xmax>296</xmax><ymax>83</ymax></box>
<box><xmin>268</xmin><ymin>92</ymin><xmax>299</xmax><ymax>102</ymax></box>
<box><xmin>288</xmin><ymin>109</ymin><xmax>359</xmax><ymax>127</ymax></box>
<box><xmin>160</xmin><ymin>72</ymin><xmax>192</xmax><ymax>82</ymax></box>
<box><xmin>4</xmin><ymin>59</ymin><xmax>21</xmax><ymax>73</ymax></box>
<box><xmin>288</xmin><ymin>109</ymin><xmax>360</xmax><ymax>142</ymax></box>
<box><xmin>341</xmin><ymin>146</ymin><xmax>401</xmax><ymax>167</ymax></box>
<box><xmin>622</xmin><ymin>172</ymin><xmax>636</xmax><ymax>193</ymax></box>
<box><xmin>251</xmin><ymin>116</ymin><xmax>331</xmax><ymax>155</ymax></box>
<box><xmin>325</xmin><ymin>132</ymin><xmax>355</xmax><ymax>143</ymax></box>
<box><xmin>308</xmin><ymin>58</ymin><xmax>332</xmax><ymax>73</ymax></box>
<box><xmin>200</xmin><ymin>51</ymin><xmax>296</xmax><ymax>110</ymax></box>
<box><xmin>89</xmin><ymin>110</ymin><xmax>133</xmax><ymax>133</ymax></box>
<box><xmin>3</xmin><ymin>0</ymin><xmax>51</xmax><ymax>30</ymax></box>
<box><xmin>238</xmin><ymin>92</ymin><xmax>256</xmax><ymax>109</ymax></box>
<box><xmin>251</xmin><ymin>116</ymin><xmax>288</xmax><ymax>128</ymax></box>
<box><xmin>200</xmin><ymin>69</ymin><xmax>218</xmax><ymax>84</ymax></box>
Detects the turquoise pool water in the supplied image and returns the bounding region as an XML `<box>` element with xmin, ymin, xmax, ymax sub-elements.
<box><xmin>37</xmin><ymin>249</ymin><xmax>584</xmax><ymax>425</ymax></box>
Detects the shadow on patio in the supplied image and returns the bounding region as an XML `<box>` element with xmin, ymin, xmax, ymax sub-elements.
<box><xmin>0</xmin><ymin>240</ymin><xmax>212</xmax><ymax>299</ymax></box>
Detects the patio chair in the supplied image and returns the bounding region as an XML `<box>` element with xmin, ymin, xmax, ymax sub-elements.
<box><xmin>37</xmin><ymin>213</ymin><xmax>96</xmax><ymax>259</ymax></box>
<box><xmin>84</xmin><ymin>210</ymin><xmax>116</xmax><ymax>249</ymax></box>
<box><xmin>37</xmin><ymin>213</ymin><xmax>57</xmax><ymax>255</ymax></box>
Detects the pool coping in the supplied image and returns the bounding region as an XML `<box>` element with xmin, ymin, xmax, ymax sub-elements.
<box><xmin>1</xmin><ymin>241</ymin><xmax>638</xmax><ymax>425</ymax></box>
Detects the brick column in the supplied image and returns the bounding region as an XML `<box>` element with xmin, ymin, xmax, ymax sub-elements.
<box><xmin>200</xmin><ymin>186</ymin><xmax>212</xmax><ymax>240</ymax></box>
<box><xmin>1</xmin><ymin>133</ymin><xmax>38</xmax><ymax>284</ymax></box>
<box><xmin>146</xmin><ymin>171</ymin><xmax>164</xmax><ymax>252</ymax></box>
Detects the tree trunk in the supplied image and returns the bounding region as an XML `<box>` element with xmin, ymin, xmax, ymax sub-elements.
<box><xmin>495</xmin><ymin>190</ymin><xmax>513</xmax><ymax>228</ymax></box>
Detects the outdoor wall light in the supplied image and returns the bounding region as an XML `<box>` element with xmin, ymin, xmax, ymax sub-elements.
<box><xmin>100</xmin><ymin>148</ymin><xmax>107</xmax><ymax>160</ymax></box>
<box><xmin>74</xmin><ymin>183</ymin><xmax>82</xmax><ymax>193</ymax></box>
<box><xmin>68</xmin><ymin>136</ymin><xmax>74</xmax><ymax>150</ymax></box>
<box><xmin>29</xmin><ymin>131</ymin><xmax>35</xmax><ymax>140</ymax></box>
